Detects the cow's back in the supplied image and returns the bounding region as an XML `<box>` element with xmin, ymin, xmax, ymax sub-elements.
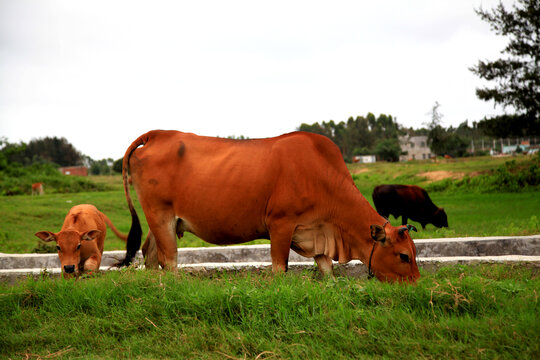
<box><xmin>372</xmin><ymin>184</ymin><xmax>438</xmax><ymax>221</ymax></box>
<box><xmin>372</xmin><ymin>185</ymin><xmax>401</xmax><ymax>217</ymax></box>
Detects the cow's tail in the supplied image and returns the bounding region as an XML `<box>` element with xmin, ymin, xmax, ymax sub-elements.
<box><xmin>102</xmin><ymin>213</ymin><xmax>128</xmax><ymax>242</ymax></box>
<box><xmin>118</xmin><ymin>133</ymin><xmax>149</xmax><ymax>267</ymax></box>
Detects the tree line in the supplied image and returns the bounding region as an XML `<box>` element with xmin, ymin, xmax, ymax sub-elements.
<box><xmin>0</xmin><ymin>137</ymin><xmax>121</xmax><ymax>175</ymax></box>
<box><xmin>298</xmin><ymin>108</ymin><xmax>496</xmax><ymax>162</ymax></box>
<box><xmin>298</xmin><ymin>113</ymin><xmax>401</xmax><ymax>162</ymax></box>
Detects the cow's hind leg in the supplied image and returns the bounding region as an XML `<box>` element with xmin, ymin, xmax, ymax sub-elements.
<box><xmin>146</xmin><ymin>214</ymin><xmax>178</xmax><ymax>271</ymax></box>
<box><xmin>314</xmin><ymin>254</ymin><xmax>334</xmax><ymax>277</ymax></box>
<box><xmin>141</xmin><ymin>231</ymin><xmax>159</xmax><ymax>269</ymax></box>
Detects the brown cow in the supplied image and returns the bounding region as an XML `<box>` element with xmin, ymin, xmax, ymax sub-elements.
<box><xmin>120</xmin><ymin>130</ymin><xmax>420</xmax><ymax>283</ymax></box>
<box><xmin>31</xmin><ymin>182</ymin><xmax>44</xmax><ymax>196</ymax></box>
<box><xmin>35</xmin><ymin>204</ymin><xmax>127</xmax><ymax>277</ymax></box>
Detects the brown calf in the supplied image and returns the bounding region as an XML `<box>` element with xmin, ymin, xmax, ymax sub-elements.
<box><xmin>31</xmin><ymin>182</ymin><xmax>44</xmax><ymax>196</ymax></box>
<box><xmin>35</xmin><ymin>204</ymin><xmax>127</xmax><ymax>277</ymax></box>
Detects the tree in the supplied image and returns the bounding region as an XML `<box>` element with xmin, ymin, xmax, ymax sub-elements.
<box><xmin>425</xmin><ymin>103</ymin><xmax>470</xmax><ymax>157</ymax></box>
<box><xmin>374</xmin><ymin>139</ymin><xmax>401</xmax><ymax>162</ymax></box>
<box><xmin>470</xmin><ymin>0</ymin><xmax>540</xmax><ymax>136</ymax></box>
<box><xmin>426</xmin><ymin>102</ymin><xmax>446</xmax><ymax>155</ymax></box>
<box><xmin>298</xmin><ymin>113</ymin><xmax>402</xmax><ymax>162</ymax></box>
<box><xmin>113</xmin><ymin>158</ymin><xmax>123</xmax><ymax>174</ymax></box>
<box><xmin>9</xmin><ymin>137</ymin><xmax>84</xmax><ymax>166</ymax></box>
<box><xmin>89</xmin><ymin>158</ymin><xmax>114</xmax><ymax>175</ymax></box>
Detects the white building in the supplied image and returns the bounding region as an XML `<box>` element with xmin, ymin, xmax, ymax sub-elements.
<box><xmin>399</xmin><ymin>135</ymin><xmax>433</xmax><ymax>161</ymax></box>
<box><xmin>353</xmin><ymin>155</ymin><xmax>376</xmax><ymax>163</ymax></box>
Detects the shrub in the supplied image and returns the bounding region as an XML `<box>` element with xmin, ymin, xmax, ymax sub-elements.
<box><xmin>425</xmin><ymin>156</ymin><xmax>540</xmax><ymax>193</ymax></box>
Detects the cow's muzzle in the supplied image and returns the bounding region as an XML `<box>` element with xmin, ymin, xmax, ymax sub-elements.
<box><xmin>64</xmin><ymin>265</ymin><xmax>76</xmax><ymax>274</ymax></box>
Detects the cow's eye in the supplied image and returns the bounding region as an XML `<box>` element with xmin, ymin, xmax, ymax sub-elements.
<box><xmin>77</xmin><ymin>244</ymin><xmax>81</xmax><ymax>250</ymax></box>
<box><xmin>399</xmin><ymin>253</ymin><xmax>410</xmax><ymax>263</ymax></box>
<box><xmin>56</xmin><ymin>245</ymin><xmax>61</xmax><ymax>251</ymax></box>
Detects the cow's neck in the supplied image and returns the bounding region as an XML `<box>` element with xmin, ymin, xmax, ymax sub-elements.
<box><xmin>333</xmin><ymin>187</ymin><xmax>386</xmax><ymax>264</ymax></box>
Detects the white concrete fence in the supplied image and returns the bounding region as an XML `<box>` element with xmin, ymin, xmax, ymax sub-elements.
<box><xmin>1</xmin><ymin>235</ymin><xmax>538</xmax><ymax>281</ymax></box>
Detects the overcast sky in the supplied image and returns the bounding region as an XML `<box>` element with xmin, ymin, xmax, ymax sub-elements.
<box><xmin>0</xmin><ymin>0</ymin><xmax>515</xmax><ymax>160</ymax></box>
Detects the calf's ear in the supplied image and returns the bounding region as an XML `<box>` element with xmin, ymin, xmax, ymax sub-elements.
<box><xmin>82</xmin><ymin>230</ymin><xmax>102</xmax><ymax>241</ymax></box>
<box><xmin>35</xmin><ymin>231</ymin><xmax>56</xmax><ymax>242</ymax></box>
<box><xmin>370</xmin><ymin>225</ymin><xmax>386</xmax><ymax>243</ymax></box>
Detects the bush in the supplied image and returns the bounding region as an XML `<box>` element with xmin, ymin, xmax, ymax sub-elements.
<box><xmin>32</xmin><ymin>240</ymin><xmax>57</xmax><ymax>254</ymax></box>
<box><xmin>425</xmin><ymin>156</ymin><xmax>540</xmax><ymax>193</ymax></box>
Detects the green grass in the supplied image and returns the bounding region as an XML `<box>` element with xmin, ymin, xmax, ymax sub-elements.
<box><xmin>0</xmin><ymin>264</ymin><xmax>538</xmax><ymax>359</ymax></box>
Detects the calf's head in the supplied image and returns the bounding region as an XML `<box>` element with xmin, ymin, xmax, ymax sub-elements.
<box><xmin>368</xmin><ymin>224</ymin><xmax>420</xmax><ymax>283</ymax></box>
<box><xmin>35</xmin><ymin>230</ymin><xmax>101</xmax><ymax>277</ymax></box>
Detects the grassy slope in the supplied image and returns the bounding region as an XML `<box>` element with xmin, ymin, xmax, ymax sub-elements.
<box><xmin>0</xmin><ymin>156</ymin><xmax>539</xmax><ymax>253</ymax></box>
<box><xmin>0</xmin><ymin>264</ymin><xmax>538</xmax><ymax>359</ymax></box>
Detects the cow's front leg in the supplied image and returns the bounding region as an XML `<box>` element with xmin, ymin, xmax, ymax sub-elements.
<box><xmin>269</xmin><ymin>222</ymin><xmax>293</xmax><ymax>273</ymax></box>
<box><xmin>314</xmin><ymin>254</ymin><xmax>334</xmax><ymax>277</ymax></box>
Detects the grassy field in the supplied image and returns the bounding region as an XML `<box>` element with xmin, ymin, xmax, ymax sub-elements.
<box><xmin>0</xmin><ymin>156</ymin><xmax>539</xmax><ymax>254</ymax></box>
<box><xmin>0</xmin><ymin>264</ymin><xmax>538</xmax><ymax>359</ymax></box>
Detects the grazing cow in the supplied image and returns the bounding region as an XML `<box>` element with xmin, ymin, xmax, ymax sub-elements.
<box><xmin>31</xmin><ymin>182</ymin><xmax>44</xmax><ymax>196</ymax></box>
<box><xmin>120</xmin><ymin>130</ymin><xmax>420</xmax><ymax>283</ymax></box>
<box><xmin>372</xmin><ymin>184</ymin><xmax>448</xmax><ymax>230</ymax></box>
<box><xmin>35</xmin><ymin>204</ymin><xmax>127</xmax><ymax>277</ymax></box>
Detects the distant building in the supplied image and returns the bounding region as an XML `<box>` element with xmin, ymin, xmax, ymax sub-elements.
<box><xmin>353</xmin><ymin>155</ymin><xmax>376</xmax><ymax>163</ymax></box>
<box><xmin>399</xmin><ymin>135</ymin><xmax>433</xmax><ymax>161</ymax></box>
<box><xmin>59</xmin><ymin>166</ymin><xmax>88</xmax><ymax>176</ymax></box>
<box><xmin>502</xmin><ymin>145</ymin><xmax>529</xmax><ymax>154</ymax></box>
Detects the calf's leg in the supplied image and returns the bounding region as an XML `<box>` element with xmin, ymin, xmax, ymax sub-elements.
<box><xmin>83</xmin><ymin>255</ymin><xmax>101</xmax><ymax>273</ymax></box>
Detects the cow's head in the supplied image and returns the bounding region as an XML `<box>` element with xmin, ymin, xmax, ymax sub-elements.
<box><xmin>35</xmin><ymin>230</ymin><xmax>101</xmax><ymax>277</ymax></box>
<box><xmin>368</xmin><ymin>223</ymin><xmax>420</xmax><ymax>283</ymax></box>
<box><xmin>433</xmin><ymin>208</ymin><xmax>448</xmax><ymax>228</ymax></box>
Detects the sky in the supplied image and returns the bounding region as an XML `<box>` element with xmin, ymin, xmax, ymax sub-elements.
<box><xmin>0</xmin><ymin>0</ymin><xmax>515</xmax><ymax>160</ymax></box>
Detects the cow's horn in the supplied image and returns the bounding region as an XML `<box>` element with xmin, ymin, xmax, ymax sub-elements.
<box><xmin>407</xmin><ymin>224</ymin><xmax>417</xmax><ymax>232</ymax></box>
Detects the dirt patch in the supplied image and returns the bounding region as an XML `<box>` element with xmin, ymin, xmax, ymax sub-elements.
<box><xmin>351</xmin><ymin>168</ymin><xmax>370</xmax><ymax>174</ymax></box>
<box><xmin>418</xmin><ymin>171</ymin><xmax>465</xmax><ymax>182</ymax></box>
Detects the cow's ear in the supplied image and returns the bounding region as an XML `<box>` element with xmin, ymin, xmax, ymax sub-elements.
<box><xmin>35</xmin><ymin>231</ymin><xmax>56</xmax><ymax>242</ymax></box>
<box><xmin>82</xmin><ymin>230</ymin><xmax>101</xmax><ymax>241</ymax></box>
<box><xmin>370</xmin><ymin>225</ymin><xmax>386</xmax><ymax>243</ymax></box>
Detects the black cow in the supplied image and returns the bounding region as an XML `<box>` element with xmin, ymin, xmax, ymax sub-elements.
<box><xmin>372</xmin><ymin>184</ymin><xmax>448</xmax><ymax>229</ymax></box>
